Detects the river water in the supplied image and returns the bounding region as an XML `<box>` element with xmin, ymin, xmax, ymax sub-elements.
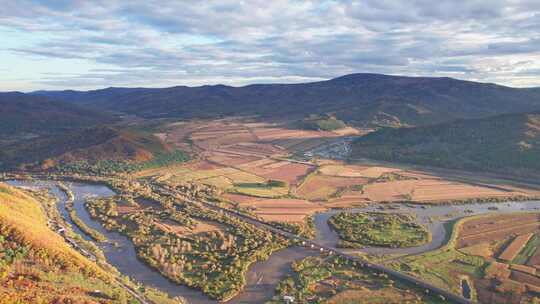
<box><xmin>314</xmin><ymin>200</ymin><xmax>540</xmax><ymax>255</ymax></box>
<box><xmin>9</xmin><ymin>179</ymin><xmax>540</xmax><ymax>302</ymax></box>
<box><xmin>6</xmin><ymin>180</ymin><xmax>313</xmax><ymax>304</ymax></box>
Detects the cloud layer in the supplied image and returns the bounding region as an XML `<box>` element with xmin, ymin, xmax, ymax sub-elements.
<box><xmin>2</xmin><ymin>0</ymin><xmax>540</xmax><ymax>90</ymax></box>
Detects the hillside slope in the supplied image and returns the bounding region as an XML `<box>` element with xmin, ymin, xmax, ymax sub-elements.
<box><xmin>0</xmin><ymin>126</ymin><xmax>187</xmax><ymax>173</ymax></box>
<box><xmin>0</xmin><ymin>92</ymin><xmax>114</xmax><ymax>136</ymax></box>
<box><xmin>352</xmin><ymin>112</ymin><xmax>540</xmax><ymax>176</ymax></box>
<box><xmin>0</xmin><ymin>183</ymin><xmax>132</xmax><ymax>303</ymax></box>
<box><xmin>34</xmin><ymin>74</ymin><xmax>540</xmax><ymax>127</ymax></box>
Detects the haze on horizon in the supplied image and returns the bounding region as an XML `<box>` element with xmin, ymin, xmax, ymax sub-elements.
<box><xmin>1</xmin><ymin>0</ymin><xmax>540</xmax><ymax>92</ymax></box>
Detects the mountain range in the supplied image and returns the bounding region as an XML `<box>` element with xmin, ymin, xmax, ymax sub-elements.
<box><xmin>31</xmin><ymin>73</ymin><xmax>540</xmax><ymax>127</ymax></box>
<box><xmin>0</xmin><ymin>92</ymin><xmax>113</xmax><ymax>136</ymax></box>
<box><xmin>2</xmin><ymin>73</ymin><xmax>540</xmax><ymax>174</ymax></box>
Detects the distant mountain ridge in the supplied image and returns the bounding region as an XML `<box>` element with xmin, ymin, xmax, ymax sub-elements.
<box><xmin>31</xmin><ymin>73</ymin><xmax>540</xmax><ymax>127</ymax></box>
<box><xmin>352</xmin><ymin>111</ymin><xmax>540</xmax><ymax>176</ymax></box>
<box><xmin>0</xmin><ymin>92</ymin><xmax>114</xmax><ymax>136</ymax></box>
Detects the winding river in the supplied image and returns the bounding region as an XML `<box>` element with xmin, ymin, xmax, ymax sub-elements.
<box><xmin>6</xmin><ymin>180</ymin><xmax>313</xmax><ymax>304</ymax></box>
<box><xmin>314</xmin><ymin>200</ymin><xmax>540</xmax><ymax>255</ymax></box>
<box><xmin>8</xmin><ymin>179</ymin><xmax>540</xmax><ymax>303</ymax></box>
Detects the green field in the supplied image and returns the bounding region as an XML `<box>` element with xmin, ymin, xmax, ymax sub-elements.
<box><xmin>231</xmin><ymin>180</ymin><xmax>290</xmax><ymax>198</ymax></box>
<box><xmin>513</xmin><ymin>233</ymin><xmax>540</xmax><ymax>264</ymax></box>
<box><xmin>269</xmin><ymin>255</ymin><xmax>446</xmax><ymax>304</ymax></box>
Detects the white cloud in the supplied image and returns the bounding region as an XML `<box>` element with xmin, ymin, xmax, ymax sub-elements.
<box><xmin>1</xmin><ymin>0</ymin><xmax>539</xmax><ymax>90</ymax></box>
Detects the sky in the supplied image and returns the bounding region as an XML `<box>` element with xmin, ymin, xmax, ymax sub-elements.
<box><xmin>1</xmin><ymin>0</ymin><xmax>540</xmax><ymax>91</ymax></box>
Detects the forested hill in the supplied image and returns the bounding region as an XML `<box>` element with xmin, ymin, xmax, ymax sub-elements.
<box><xmin>352</xmin><ymin>112</ymin><xmax>540</xmax><ymax>176</ymax></box>
<box><xmin>32</xmin><ymin>73</ymin><xmax>540</xmax><ymax>128</ymax></box>
<box><xmin>0</xmin><ymin>92</ymin><xmax>114</xmax><ymax>136</ymax></box>
<box><xmin>0</xmin><ymin>126</ymin><xmax>188</xmax><ymax>173</ymax></box>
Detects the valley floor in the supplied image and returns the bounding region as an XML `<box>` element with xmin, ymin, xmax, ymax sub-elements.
<box><xmin>4</xmin><ymin>117</ymin><xmax>540</xmax><ymax>304</ymax></box>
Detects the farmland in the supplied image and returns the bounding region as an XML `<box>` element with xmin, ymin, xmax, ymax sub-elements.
<box><xmin>296</xmin><ymin>173</ymin><xmax>368</xmax><ymax>201</ymax></box>
<box><xmin>390</xmin><ymin>213</ymin><xmax>540</xmax><ymax>304</ymax></box>
<box><xmin>135</xmin><ymin>118</ymin><xmax>540</xmax><ymax>209</ymax></box>
<box><xmin>222</xmin><ymin>194</ymin><xmax>325</xmax><ymax>223</ymax></box>
<box><xmin>268</xmin><ymin>255</ymin><xmax>445</xmax><ymax>304</ymax></box>
<box><xmin>5</xmin><ymin>116</ymin><xmax>540</xmax><ymax>304</ymax></box>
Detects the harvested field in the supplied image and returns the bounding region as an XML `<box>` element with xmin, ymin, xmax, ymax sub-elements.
<box><xmin>222</xmin><ymin>193</ymin><xmax>264</xmax><ymax>204</ymax></box>
<box><xmin>258</xmin><ymin>163</ymin><xmax>313</xmax><ymax>184</ymax></box>
<box><xmin>296</xmin><ymin>174</ymin><xmax>368</xmax><ymax>201</ymax></box>
<box><xmin>237</xmin><ymin>158</ymin><xmax>277</xmax><ymax>169</ymax></box>
<box><xmin>459</xmin><ymin>242</ymin><xmax>494</xmax><ymax>258</ymax></box>
<box><xmin>220</xmin><ymin>142</ymin><xmax>285</xmax><ymax>156</ymax></box>
<box><xmin>362</xmin><ymin>179</ymin><xmax>523</xmax><ymax>203</ymax></box>
<box><xmin>457</xmin><ymin>214</ymin><xmax>540</xmax><ymax>248</ymax></box>
<box><xmin>226</xmin><ymin>171</ymin><xmax>266</xmax><ymax>184</ymax></box>
<box><xmin>271</xmin><ymin>137</ymin><xmax>330</xmax><ymax>152</ymax></box>
<box><xmin>356</xmin><ymin>166</ymin><xmax>402</xmax><ymax>178</ymax></box>
<box><xmin>194</xmin><ymin>134</ymin><xmax>256</xmax><ymax>150</ymax></box>
<box><xmin>326</xmin><ymin>288</ymin><xmax>420</xmax><ymax>304</ymax></box>
<box><xmin>510</xmin><ymin>264</ymin><xmax>536</xmax><ymax>275</ymax></box>
<box><xmin>248</xmin><ymin>198</ymin><xmax>324</xmax><ymax>222</ymax></box>
<box><xmin>511</xmin><ymin>270</ymin><xmax>540</xmax><ymax>287</ymax></box>
<box><xmin>224</xmin><ymin>195</ymin><xmax>325</xmax><ymax>222</ymax></box>
<box><xmin>205</xmin><ymin>152</ymin><xmax>261</xmax><ymax>167</ymax></box>
<box><xmin>186</xmin><ymin>160</ymin><xmax>224</xmax><ymax>171</ymax></box>
<box><xmin>168</xmin><ymin>167</ymin><xmax>234</xmax><ymax>183</ymax></box>
<box><xmin>499</xmin><ymin>233</ymin><xmax>534</xmax><ymax>261</ymax></box>
<box><xmin>151</xmin><ymin>165</ymin><xmax>269</xmax><ymax>191</ymax></box>
<box><xmin>134</xmin><ymin>163</ymin><xmax>193</xmax><ymax>177</ymax></box>
<box><xmin>239</xmin><ymin>159</ymin><xmax>313</xmax><ymax>184</ymax></box>
<box><xmin>484</xmin><ymin>262</ymin><xmax>511</xmax><ymax>281</ymax></box>
<box><xmin>252</xmin><ymin>127</ymin><xmax>333</xmax><ymax>141</ymax></box>
<box><xmin>325</xmin><ymin>196</ymin><xmax>370</xmax><ymax>208</ymax></box>
<box><xmin>318</xmin><ymin>164</ymin><xmax>371</xmax><ymax>177</ymax></box>
<box><xmin>398</xmin><ymin>171</ymin><xmax>441</xmax><ymax>180</ymax></box>
<box><xmin>199</xmin><ymin>176</ymin><xmax>232</xmax><ymax>188</ymax></box>
<box><xmin>231</xmin><ymin>183</ymin><xmax>289</xmax><ymax>198</ymax></box>
<box><xmin>527</xmin><ymin>248</ymin><xmax>540</xmax><ymax>267</ymax></box>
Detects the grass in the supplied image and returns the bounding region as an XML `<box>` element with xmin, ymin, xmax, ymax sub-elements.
<box><xmin>0</xmin><ymin>183</ymin><xmax>139</xmax><ymax>303</ymax></box>
<box><xmin>329</xmin><ymin>212</ymin><xmax>430</xmax><ymax>248</ymax></box>
<box><xmin>231</xmin><ymin>181</ymin><xmax>290</xmax><ymax>198</ymax></box>
<box><xmin>270</xmin><ymin>255</ymin><xmax>447</xmax><ymax>304</ymax></box>
<box><xmin>67</xmin><ymin>208</ymin><xmax>107</xmax><ymax>242</ymax></box>
<box><xmin>57</xmin><ymin>183</ymin><xmax>107</xmax><ymax>242</ymax></box>
<box><xmin>199</xmin><ymin>176</ymin><xmax>233</xmax><ymax>188</ymax></box>
<box><xmin>513</xmin><ymin>233</ymin><xmax>540</xmax><ymax>264</ymax></box>
<box><xmin>387</xmin><ymin>215</ymin><xmax>497</xmax><ymax>300</ymax></box>
<box><xmin>392</xmin><ymin>247</ymin><xmax>485</xmax><ymax>295</ymax></box>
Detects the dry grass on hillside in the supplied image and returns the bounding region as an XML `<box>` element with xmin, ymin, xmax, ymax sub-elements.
<box><xmin>0</xmin><ymin>183</ymin><xmax>135</xmax><ymax>303</ymax></box>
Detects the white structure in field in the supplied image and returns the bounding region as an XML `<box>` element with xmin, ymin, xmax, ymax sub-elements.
<box><xmin>283</xmin><ymin>295</ymin><xmax>295</xmax><ymax>303</ymax></box>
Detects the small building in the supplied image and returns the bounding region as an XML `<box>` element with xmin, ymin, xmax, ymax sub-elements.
<box><xmin>283</xmin><ymin>295</ymin><xmax>295</xmax><ymax>303</ymax></box>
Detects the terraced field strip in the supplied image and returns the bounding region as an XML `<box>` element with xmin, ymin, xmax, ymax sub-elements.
<box><xmin>499</xmin><ymin>233</ymin><xmax>534</xmax><ymax>261</ymax></box>
<box><xmin>460</xmin><ymin>220</ymin><xmax>540</xmax><ymax>240</ymax></box>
